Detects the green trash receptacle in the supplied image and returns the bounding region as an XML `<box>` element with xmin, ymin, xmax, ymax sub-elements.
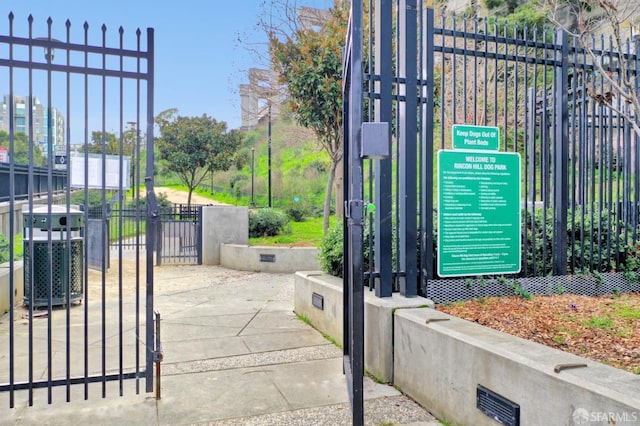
<box><xmin>23</xmin><ymin>205</ymin><xmax>84</xmax><ymax>307</ymax></box>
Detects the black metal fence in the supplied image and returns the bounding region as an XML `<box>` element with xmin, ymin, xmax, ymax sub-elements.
<box><xmin>0</xmin><ymin>163</ymin><xmax>66</xmax><ymax>202</ymax></box>
<box><xmin>109</xmin><ymin>203</ymin><xmax>202</xmax><ymax>265</ymax></box>
<box><xmin>345</xmin><ymin>3</ymin><xmax>640</xmax><ymax>301</ymax></box>
<box><xmin>0</xmin><ymin>12</ymin><xmax>156</xmax><ymax>408</ymax></box>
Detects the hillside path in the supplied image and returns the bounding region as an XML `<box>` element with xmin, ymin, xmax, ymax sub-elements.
<box><xmin>155</xmin><ymin>186</ymin><xmax>229</xmax><ymax>205</ymax></box>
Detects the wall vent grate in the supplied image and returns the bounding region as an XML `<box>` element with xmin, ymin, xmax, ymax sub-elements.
<box><xmin>477</xmin><ymin>385</ymin><xmax>520</xmax><ymax>426</ymax></box>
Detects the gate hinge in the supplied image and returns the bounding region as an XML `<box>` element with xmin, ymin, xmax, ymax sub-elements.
<box><xmin>346</xmin><ymin>200</ymin><xmax>364</xmax><ymax>224</ymax></box>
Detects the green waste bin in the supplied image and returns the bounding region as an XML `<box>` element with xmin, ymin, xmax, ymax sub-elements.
<box><xmin>23</xmin><ymin>205</ymin><xmax>84</xmax><ymax>307</ymax></box>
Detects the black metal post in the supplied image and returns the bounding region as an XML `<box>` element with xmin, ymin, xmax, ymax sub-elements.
<box><xmin>374</xmin><ymin>0</ymin><xmax>393</xmax><ymax>297</ymax></box>
<box><xmin>553</xmin><ymin>30</ymin><xmax>569</xmax><ymax>276</ymax></box>
<box><xmin>398</xmin><ymin>0</ymin><xmax>418</xmax><ymax>297</ymax></box>
<box><xmin>251</xmin><ymin>147</ymin><xmax>256</xmax><ymax>207</ymax></box>
<box><xmin>268</xmin><ymin>103</ymin><xmax>272</xmax><ymax>208</ymax></box>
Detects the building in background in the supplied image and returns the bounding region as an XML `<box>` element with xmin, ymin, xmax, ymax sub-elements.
<box><xmin>239</xmin><ymin>6</ymin><xmax>330</xmax><ymax>131</ymax></box>
<box><xmin>0</xmin><ymin>94</ymin><xmax>66</xmax><ymax>157</ymax></box>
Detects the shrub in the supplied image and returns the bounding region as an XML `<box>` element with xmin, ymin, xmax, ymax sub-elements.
<box><xmin>319</xmin><ymin>222</ymin><xmax>344</xmax><ymax>277</ymax></box>
<box><xmin>249</xmin><ymin>208</ymin><xmax>289</xmax><ymax>238</ymax></box>
<box><xmin>0</xmin><ymin>233</ymin><xmax>22</xmax><ymax>263</ymax></box>
<box><xmin>285</xmin><ymin>204</ymin><xmax>308</xmax><ymax>222</ymax></box>
<box><xmin>0</xmin><ymin>234</ymin><xmax>8</xmax><ymax>264</ymax></box>
<box><xmin>229</xmin><ymin>174</ymin><xmax>248</xmax><ymax>190</ymax></box>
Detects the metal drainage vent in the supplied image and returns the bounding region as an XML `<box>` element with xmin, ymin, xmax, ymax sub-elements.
<box><xmin>477</xmin><ymin>385</ymin><xmax>520</xmax><ymax>426</ymax></box>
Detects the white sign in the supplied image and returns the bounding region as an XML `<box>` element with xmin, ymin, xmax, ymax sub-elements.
<box><xmin>70</xmin><ymin>153</ymin><xmax>131</xmax><ymax>190</ymax></box>
<box><xmin>0</xmin><ymin>147</ymin><xmax>7</xmax><ymax>163</ymax></box>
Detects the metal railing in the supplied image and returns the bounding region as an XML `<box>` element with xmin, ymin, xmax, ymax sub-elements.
<box><xmin>0</xmin><ymin>163</ymin><xmax>67</xmax><ymax>202</ymax></box>
<box><xmin>345</xmin><ymin>4</ymin><xmax>640</xmax><ymax>299</ymax></box>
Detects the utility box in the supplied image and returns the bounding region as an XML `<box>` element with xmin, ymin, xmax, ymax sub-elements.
<box><xmin>23</xmin><ymin>205</ymin><xmax>84</xmax><ymax>307</ymax></box>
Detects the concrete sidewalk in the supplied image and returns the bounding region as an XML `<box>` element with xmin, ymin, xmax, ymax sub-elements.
<box><xmin>1</xmin><ymin>266</ymin><xmax>439</xmax><ymax>425</ymax></box>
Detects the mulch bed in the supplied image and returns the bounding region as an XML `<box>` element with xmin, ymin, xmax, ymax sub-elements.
<box><xmin>436</xmin><ymin>293</ymin><xmax>640</xmax><ymax>374</ymax></box>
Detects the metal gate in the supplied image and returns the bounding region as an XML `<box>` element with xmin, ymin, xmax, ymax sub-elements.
<box><xmin>157</xmin><ymin>204</ymin><xmax>202</xmax><ymax>265</ymax></box>
<box><xmin>0</xmin><ymin>13</ymin><xmax>158</xmax><ymax>408</ymax></box>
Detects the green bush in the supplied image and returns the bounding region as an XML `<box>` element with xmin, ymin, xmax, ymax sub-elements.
<box><xmin>0</xmin><ymin>233</ymin><xmax>22</xmax><ymax>263</ymax></box>
<box><xmin>229</xmin><ymin>174</ymin><xmax>248</xmax><ymax>190</ymax></box>
<box><xmin>70</xmin><ymin>189</ymin><xmax>105</xmax><ymax>206</ymax></box>
<box><xmin>319</xmin><ymin>222</ymin><xmax>343</xmax><ymax>277</ymax></box>
<box><xmin>320</xmin><ymin>208</ymin><xmax>636</xmax><ymax>280</ymax></box>
<box><xmin>249</xmin><ymin>208</ymin><xmax>289</xmax><ymax>238</ymax></box>
<box><xmin>0</xmin><ymin>234</ymin><xmax>8</xmax><ymax>264</ymax></box>
<box><xmin>285</xmin><ymin>204</ymin><xmax>308</xmax><ymax>222</ymax></box>
<box><xmin>523</xmin><ymin>208</ymin><xmax>631</xmax><ymax>276</ymax></box>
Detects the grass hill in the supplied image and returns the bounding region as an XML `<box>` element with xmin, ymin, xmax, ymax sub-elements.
<box><xmin>158</xmin><ymin>112</ymin><xmax>332</xmax><ymax>216</ymax></box>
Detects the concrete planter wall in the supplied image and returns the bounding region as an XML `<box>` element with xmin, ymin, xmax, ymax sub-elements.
<box><xmin>221</xmin><ymin>245</ymin><xmax>320</xmax><ymax>273</ymax></box>
<box><xmin>294</xmin><ymin>272</ymin><xmax>640</xmax><ymax>425</ymax></box>
<box><xmin>0</xmin><ymin>261</ymin><xmax>23</xmax><ymax>315</ymax></box>
<box><xmin>294</xmin><ymin>271</ymin><xmax>432</xmax><ymax>383</ymax></box>
<box><xmin>395</xmin><ymin>308</ymin><xmax>640</xmax><ymax>425</ymax></box>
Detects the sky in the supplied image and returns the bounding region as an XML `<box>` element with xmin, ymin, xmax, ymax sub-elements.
<box><xmin>1</xmin><ymin>0</ymin><xmax>334</xmax><ymax>133</ymax></box>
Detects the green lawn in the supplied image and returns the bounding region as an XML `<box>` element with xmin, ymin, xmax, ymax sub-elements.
<box><xmin>249</xmin><ymin>216</ymin><xmax>331</xmax><ymax>247</ymax></box>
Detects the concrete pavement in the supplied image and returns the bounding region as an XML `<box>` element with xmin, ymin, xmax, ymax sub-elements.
<box><xmin>0</xmin><ymin>265</ymin><xmax>439</xmax><ymax>425</ymax></box>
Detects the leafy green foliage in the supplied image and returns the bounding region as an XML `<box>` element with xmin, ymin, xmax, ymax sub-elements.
<box><xmin>248</xmin><ymin>208</ymin><xmax>289</xmax><ymax>238</ymax></box>
<box><xmin>70</xmin><ymin>189</ymin><xmax>106</xmax><ymax>207</ymax></box>
<box><xmin>0</xmin><ymin>233</ymin><xmax>22</xmax><ymax>263</ymax></box>
<box><xmin>285</xmin><ymin>203</ymin><xmax>308</xmax><ymax>222</ymax></box>
<box><xmin>0</xmin><ymin>234</ymin><xmax>8</xmax><ymax>264</ymax></box>
<box><xmin>156</xmin><ymin>113</ymin><xmax>244</xmax><ymax>206</ymax></box>
<box><xmin>0</xmin><ymin>130</ymin><xmax>46</xmax><ymax>166</ymax></box>
<box><xmin>79</xmin><ymin>130</ymin><xmax>138</xmax><ymax>157</ymax></box>
<box><xmin>270</xmin><ymin>1</ymin><xmax>347</xmax><ymax>232</ymax></box>
<box><xmin>319</xmin><ymin>221</ymin><xmax>344</xmax><ymax>277</ymax></box>
<box><xmin>523</xmin><ymin>208</ymin><xmax>631</xmax><ymax>277</ymax></box>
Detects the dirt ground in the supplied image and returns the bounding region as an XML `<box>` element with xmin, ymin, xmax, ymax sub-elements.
<box><xmin>154</xmin><ymin>186</ymin><xmax>228</xmax><ymax>206</ymax></box>
<box><xmin>437</xmin><ymin>293</ymin><xmax>640</xmax><ymax>374</ymax></box>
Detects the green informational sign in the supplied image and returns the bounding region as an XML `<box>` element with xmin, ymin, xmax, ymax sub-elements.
<box><xmin>437</xmin><ymin>150</ymin><xmax>521</xmax><ymax>277</ymax></box>
<box><xmin>452</xmin><ymin>124</ymin><xmax>500</xmax><ymax>151</ymax></box>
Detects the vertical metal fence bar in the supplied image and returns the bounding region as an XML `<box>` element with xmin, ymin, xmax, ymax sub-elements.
<box><xmin>145</xmin><ymin>27</ymin><xmax>156</xmax><ymax>394</ymax></box>
<box><xmin>553</xmin><ymin>30</ymin><xmax>569</xmax><ymax>275</ymax></box>
<box><xmin>374</xmin><ymin>0</ymin><xmax>392</xmax><ymax>297</ymax></box>
<box><xmin>473</xmin><ymin>17</ymin><xmax>478</xmax><ymax>124</ymax></box>
<box><xmin>83</xmin><ymin>20</ymin><xmax>90</xmax><ymax>401</ymax></box>
<box><xmin>45</xmin><ymin>17</ymin><xmax>55</xmax><ymax>405</ymax></box>
<box><xmin>569</xmin><ymin>36</ymin><xmax>578</xmax><ymax>273</ymax></box>
<box><xmin>118</xmin><ymin>26</ymin><xmax>125</xmax><ymax>397</ymax></box>
<box><xmin>8</xmin><ymin>12</ymin><xmax>16</xmax><ymax>409</ymax></box>
<box><xmin>135</xmin><ymin>28</ymin><xmax>142</xmax><ymax>391</ymax></box>
<box><xmin>503</xmin><ymin>22</ymin><xmax>508</xmax><ymax>149</ymax></box>
<box><xmin>398</xmin><ymin>0</ymin><xmax>417</xmax><ymax>296</ymax></box>
<box><xmin>483</xmin><ymin>18</ymin><xmax>488</xmax><ymax>127</ymax></box>
<box><xmin>462</xmin><ymin>16</ymin><xmax>467</xmax><ymax>123</ymax></box>
<box><xmin>421</xmin><ymin>8</ymin><xmax>434</xmax><ymax>282</ymax></box>
<box><xmin>513</xmin><ymin>25</ymin><xmax>519</xmax><ymax>154</ymax></box>
<box><xmin>493</xmin><ymin>20</ymin><xmax>498</xmax><ymax>128</ymax></box>
<box><xmin>365</xmin><ymin>1</ymin><xmax>373</xmax><ymax>293</ymax></box>
<box><xmin>26</xmin><ymin>15</ymin><xmax>35</xmax><ymax>407</ymax></box>
<box><xmin>100</xmin><ymin>24</ymin><xmax>108</xmax><ymax>398</ymax></box>
<box><xmin>64</xmin><ymin>19</ymin><xmax>72</xmax><ymax>403</ymax></box>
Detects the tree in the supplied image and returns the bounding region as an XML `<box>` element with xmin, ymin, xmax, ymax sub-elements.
<box><xmin>155</xmin><ymin>113</ymin><xmax>244</xmax><ymax>206</ymax></box>
<box><xmin>81</xmin><ymin>130</ymin><xmax>137</xmax><ymax>157</ymax></box>
<box><xmin>542</xmin><ymin>0</ymin><xmax>640</xmax><ymax>137</ymax></box>
<box><xmin>270</xmin><ymin>1</ymin><xmax>346</xmax><ymax>233</ymax></box>
<box><xmin>0</xmin><ymin>130</ymin><xmax>46</xmax><ymax>166</ymax></box>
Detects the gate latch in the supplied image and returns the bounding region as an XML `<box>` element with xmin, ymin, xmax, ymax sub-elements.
<box><xmin>145</xmin><ymin>177</ymin><xmax>160</xmax><ymax>221</ymax></box>
<box><xmin>154</xmin><ymin>310</ymin><xmax>163</xmax><ymax>400</ymax></box>
<box><xmin>346</xmin><ymin>200</ymin><xmax>364</xmax><ymax>225</ymax></box>
<box><xmin>153</xmin><ymin>310</ymin><xmax>163</xmax><ymax>362</ymax></box>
